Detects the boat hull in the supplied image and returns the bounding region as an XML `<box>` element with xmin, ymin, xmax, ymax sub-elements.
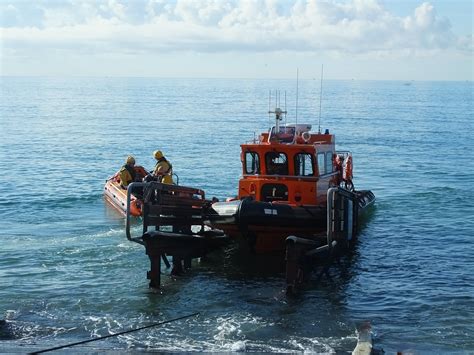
<box><xmin>104</xmin><ymin>179</ymin><xmax>142</xmax><ymax>216</ymax></box>
<box><xmin>206</xmin><ymin>198</ymin><xmax>327</xmax><ymax>253</ymax></box>
<box><xmin>104</xmin><ymin>165</ymin><xmax>149</xmax><ymax>217</ymax></box>
<box><xmin>206</xmin><ymin>190</ymin><xmax>375</xmax><ymax>253</ymax></box>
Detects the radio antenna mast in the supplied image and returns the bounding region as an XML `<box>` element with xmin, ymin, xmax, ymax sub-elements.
<box><xmin>296</xmin><ymin>68</ymin><xmax>299</xmax><ymax>125</ymax></box>
<box><xmin>318</xmin><ymin>64</ymin><xmax>324</xmax><ymax>134</ymax></box>
<box><xmin>268</xmin><ymin>90</ymin><xmax>271</xmax><ymax>127</ymax></box>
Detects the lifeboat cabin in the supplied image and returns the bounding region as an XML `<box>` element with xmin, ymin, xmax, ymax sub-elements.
<box><xmin>207</xmin><ymin>108</ymin><xmax>353</xmax><ymax>253</ymax></box>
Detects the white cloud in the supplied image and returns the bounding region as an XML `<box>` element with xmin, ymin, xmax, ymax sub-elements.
<box><xmin>102</xmin><ymin>0</ymin><xmax>127</xmax><ymax>20</ymax></box>
<box><xmin>0</xmin><ymin>0</ymin><xmax>471</xmax><ymax>59</ymax></box>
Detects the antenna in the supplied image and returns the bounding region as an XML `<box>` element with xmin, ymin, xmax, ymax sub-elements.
<box><xmin>318</xmin><ymin>64</ymin><xmax>324</xmax><ymax>134</ymax></box>
<box><xmin>296</xmin><ymin>68</ymin><xmax>299</xmax><ymax>125</ymax></box>
<box><xmin>268</xmin><ymin>103</ymin><xmax>287</xmax><ymax>134</ymax></box>
<box><xmin>284</xmin><ymin>91</ymin><xmax>287</xmax><ymax>126</ymax></box>
<box><xmin>268</xmin><ymin>90</ymin><xmax>271</xmax><ymax>127</ymax></box>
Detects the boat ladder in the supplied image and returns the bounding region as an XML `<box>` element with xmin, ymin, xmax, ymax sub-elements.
<box><xmin>285</xmin><ymin>187</ymin><xmax>375</xmax><ymax>293</ymax></box>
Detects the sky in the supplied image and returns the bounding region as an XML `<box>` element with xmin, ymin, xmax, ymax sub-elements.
<box><xmin>0</xmin><ymin>0</ymin><xmax>472</xmax><ymax>80</ymax></box>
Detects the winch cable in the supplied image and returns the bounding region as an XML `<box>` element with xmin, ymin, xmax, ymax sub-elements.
<box><xmin>29</xmin><ymin>312</ymin><xmax>200</xmax><ymax>354</ymax></box>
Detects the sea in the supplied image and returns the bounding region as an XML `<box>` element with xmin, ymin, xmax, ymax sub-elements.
<box><xmin>0</xmin><ymin>77</ymin><xmax>473</xmax><ymax>353</ymax></box>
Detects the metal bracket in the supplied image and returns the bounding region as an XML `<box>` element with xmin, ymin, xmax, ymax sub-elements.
<box><xmin>126</xmin><ymin>182</ymin><xmax>146</xmax><ymax>245</ymax></box>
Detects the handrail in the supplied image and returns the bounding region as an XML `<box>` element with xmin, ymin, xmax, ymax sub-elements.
<box><xmin>172</xmin><ymin>173</ymin><xmax>180</xmax><ymax>185</ymax></box>
<box><xmin>126</xmin><ymin>182</ymin><xmax>146</xmax><ymax>244</ymax></box>
<box><xmin>241</xmin><ymin>171</ymin><xmax>339</xmax><ymax>180</ymax></box>
<box><xmin>126</xmin><ymin>181</ymin><xmax>208</xmax><ymax>244</ymax></box>
<box><xmin>327</xmin><ymin>187</ymin><xmax>337</xmax><ymax>248</ymax></box>
<box><xmin>327</xmin><ymin>187</ymin><xmax>357</xmax><ymax>247</ymax></box>
<box><xmin>243</xmin><ymin>174</ymin><xmax>319</xmax><ymax>181</ymax></box>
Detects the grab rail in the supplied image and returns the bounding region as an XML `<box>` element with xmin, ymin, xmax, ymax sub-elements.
<box><xmin>327</xmin><ymin>187</ymin><xmax>358</xmax><ymax>245</ymax></box>
<box><xmin>126</xmin><ymin>182</ymin><xmax>146</xmax><ymax>245</ymax></box>
<box><xmin>126</xmin><ymin>181</ymin><xmax>208</xmax><ymax>245</ymax></box>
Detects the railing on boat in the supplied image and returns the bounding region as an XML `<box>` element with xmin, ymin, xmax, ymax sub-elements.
<box><xmin>126</xmin><ymin>182</ymin><xmax>208</xmax><ymax>242</ymax></box>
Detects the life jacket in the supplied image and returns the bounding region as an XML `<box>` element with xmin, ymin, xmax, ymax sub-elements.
<box><xmin>154</xmin><ymin>157</ymin><xmax>172</xmax><ymax>175</ymax></box>
<box><xmin>120</xmin><ymin>164</ymin><xmax>137</xmax><ymax>185</ymax></box>
<box><xmin>334</xmin><ymin>154</ymin><xmax>342</xmax><ymax>173</ymax></box>
<box><xmin>343</xmin><ymin>156</ymin><xmax>353</xmax><ymax>181</ymax></box>
<box><xmin>161</xmin><ymin>174</ymin><xmax>173</xmax><ymax>184</ymax></box>
<box><xmin>126</xmin><ymin>164</ymin><xmax>137</xmax><ymax>180</ymax></box>
<box><xmin>333</xmin><ymin>154</ymin><xmax>343</xmax><ymax>185</ymax></box>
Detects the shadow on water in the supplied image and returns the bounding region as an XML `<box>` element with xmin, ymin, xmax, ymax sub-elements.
<box><xmin>0</xmin><ymin>320</ymin><xmax>16</xmax><ymax>340</ymax></box>
<box><xmin>358</xmin><ymin>204</ymin><xmax>377</xmax><ymax>229</ymax></box>
<box><xmin>151</xmin><ymin>202</ymin><xmax>377</xmax><ymax>299</ymax></box>
<box><xmin>284</xmin><ymin>204</ymin><xmax>376</xmax><ymax>309</ymax></box>
<box><xmin>189</xmin><ymin>237</ymin><xmax>363</xmax><ymax>299</ymax></box>
<box><xmin>211</xmin><ymin>243</ymin><xmax>286</xmax><ymax>279</ymax></box>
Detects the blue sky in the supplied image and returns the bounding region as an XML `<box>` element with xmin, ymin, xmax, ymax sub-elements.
<box><xmin>0</xmin><ymin>0</ymin><xmax>472</xmax><ymax>80</ymax></box>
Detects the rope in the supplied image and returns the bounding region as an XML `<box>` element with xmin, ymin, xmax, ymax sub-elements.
<box><xmin>29</xmin><ymin>312</ymin><xmax>200</xmax><ymax>354</ymax></box>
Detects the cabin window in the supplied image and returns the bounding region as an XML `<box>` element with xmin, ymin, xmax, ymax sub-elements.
<box><xmin>265</xmin><ymin>152</ymin><xmax>288</xmax><ymax>175</ymax></box>
<box><xmin>317</xmin><ymin>153</ymin><xmax>325</xmax><ymax>175</ymax></box>
<box><xmin>326</xmin><ymin>152</ymin><xmax>333</xmax><ymax>173</ymax></box>
<box><xmin>244</xmin><ymin>151</ymin><xmax>260</xmax><ymax>174</ymax></box>
<box><xmin>295</xmin><ymin>153</ymin><xmax>314</xmax><ymax>176</ymax></box>
<box><xmin>270</xmin><ymin>126</ymin><xmax>296</xmax><ymax>143</ymax></box>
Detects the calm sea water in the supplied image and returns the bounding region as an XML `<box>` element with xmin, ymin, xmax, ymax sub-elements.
<box><xmin>0</xmin><ymin>77</ymin><xmax>473</xmax><ymax>353</ymax></box>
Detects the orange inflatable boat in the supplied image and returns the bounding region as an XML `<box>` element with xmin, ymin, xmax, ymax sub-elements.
<box><xmin>104</xmin><ymin>165</ymin><xmax>148</xmax><ymax>216</ymax></box>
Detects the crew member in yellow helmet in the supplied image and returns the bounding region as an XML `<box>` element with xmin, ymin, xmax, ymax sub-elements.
<box><xmin>119</xmin><ymin>155</ymin><xmax>137</xmax><ymax>189</ymax></box>
<box><xmin>152</xmin><ymin>150</ymin><xmax>173</xmax><ymax>184</ymax></box>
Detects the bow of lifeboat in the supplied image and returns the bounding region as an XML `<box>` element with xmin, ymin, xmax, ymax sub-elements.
<box><xmin>104</xmin><ymin>165</ymin><xmax>148</xmax><ymax>216</ymax></box>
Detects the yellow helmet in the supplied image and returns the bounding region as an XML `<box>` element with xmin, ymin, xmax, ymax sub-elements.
<box><xmin>153</xmin><ymin>150</ymin><xmax>163</xmax><ymax>160</ymax></box>
<box><xmin>126</xmin><ymin>155</ymin><xmax>135</xmax><ymax>165</ymax></box>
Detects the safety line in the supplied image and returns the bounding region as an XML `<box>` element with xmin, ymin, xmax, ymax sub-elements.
<box><xmin>29</xmin><ymin>312</ymin><xmax>200</xmax><ymax>354</ymax></box>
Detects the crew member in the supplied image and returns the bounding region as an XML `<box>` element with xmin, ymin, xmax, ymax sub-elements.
<box><xmin>333</xmin><ymin>153</ymin><xmax>343</xmax><ymax>186</ymax></box>
<box><xmin>119</xmin><ymin>155</ymin><xmax>137</xmax><ymax>189</ymax></box>
<box><xmin>152</xmin><ymin>150</ymin><xmax>173</xmax><ymax>184</ymax></box>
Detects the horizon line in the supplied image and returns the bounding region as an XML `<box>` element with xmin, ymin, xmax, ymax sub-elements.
<box><xmin>0</xmin><ymin>75</ymin><xmax>472</xmax><ymax>82</ymax></box>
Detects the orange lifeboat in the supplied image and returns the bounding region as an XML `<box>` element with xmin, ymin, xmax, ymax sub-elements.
<box><xmin>206</xmin><ymin>107</ymin><xmax>373</xmax><ymax>253</ymax></box>
<box><xmin>104</xmin><ymin>165</ymin><xmax>148</xmax><ymax>216</ymax></box>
